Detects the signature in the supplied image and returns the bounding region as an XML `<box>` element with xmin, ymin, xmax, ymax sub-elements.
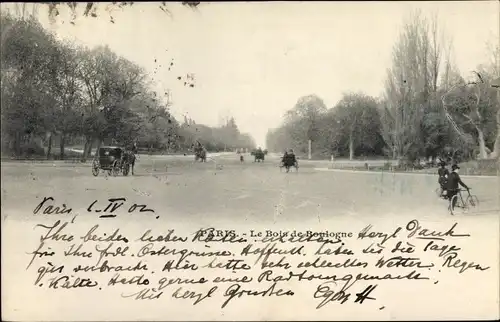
<box><xmin>314</xmin><ymin>281</ymin><xmax>377</xmax><ymax>309</ymax></box>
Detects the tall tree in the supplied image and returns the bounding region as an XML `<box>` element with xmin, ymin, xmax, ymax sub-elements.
<box><xmin>285</xmin><ymin>94</ymin><xmax>327</xmax><ymax>155</ymax></box>
<box><xmin>332</xmin><ymin>93</ymin><xmax>382</xmax><ymax>160</ymax></box>
<box><xmin>381</xmin><ymin>10</ymin><xmax>447</xmax><ymax>162</ymax></box>
<box><xmin>52</xmin><ymin>41</ymin><xmax>85</xmax><ymax>159</ymax></box>
<box><xmin>0</xmin><ymin>14</ymin><xmax>60</xmax><ymax>156</ymax></box>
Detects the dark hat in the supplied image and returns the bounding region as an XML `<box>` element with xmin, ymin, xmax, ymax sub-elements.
<box><xmin>452</xmin><ymin>164</ymin><xmax>460</xmax><ymax>170</ymax></box>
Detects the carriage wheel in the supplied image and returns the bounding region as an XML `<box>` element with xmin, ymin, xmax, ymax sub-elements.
<box><xmin>123</xmin><ymin>163</ymin><xmax>130</xmax><ymax>176</ymax></box>
<box><xmin>92</xmin><ymin>160</ymin><xmax>100</xmax><ymax>177</ymax></box>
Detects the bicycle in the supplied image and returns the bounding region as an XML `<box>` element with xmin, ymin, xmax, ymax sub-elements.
<box><xmin>435</xmin><ymin>186</ymin><xmax>447</xmax><ymax>199</ymax></box>
<box><xmin>279</xmin><ymin>159</ymin><xmax>299</xmax><ymax>173</ymax></box>
<box><xmin>448</xmin><ymin>188</ymin><xmax>479</xmax><ymax>215</ymax></box>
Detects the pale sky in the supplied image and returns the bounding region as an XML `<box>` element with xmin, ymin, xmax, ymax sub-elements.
<box><xmin>2</xmin><ymin>2</ymin><xmax>499</xmax><ymax>147</ymax></box>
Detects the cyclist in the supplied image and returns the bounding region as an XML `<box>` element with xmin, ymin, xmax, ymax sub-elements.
<box><xmin>446</xmin><ymin>164</ymin><xmax>470</xmax><ymax>209</ymax></box>
<box><xmin>282</xmin><ymin>149</ymin><xmax>297</xmax><ymax>172</ymax></box>
<box><xmin>287</xmin><ymin>149</ymin><xmax>296</xmax><ymax>163</ymax></box>
<box><xmin>281</xmin><ymin>150</ymin><xmax>288</xmax><ymax>164</ymax></box>
<box><xmin>437</xmin><ymin>161</ymin><xmax>449</xmax><ymax>197</ymax></box>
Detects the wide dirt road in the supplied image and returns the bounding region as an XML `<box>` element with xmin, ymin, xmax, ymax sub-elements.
<box><xmin>1</xmin><ymin>153</ymin><xmax>498</xmax><ymax>226</ymax></box>
<box><xmin>2</xmin><ymin>153</ymin><xmax>499</xmax><ymax>322</ymax></box>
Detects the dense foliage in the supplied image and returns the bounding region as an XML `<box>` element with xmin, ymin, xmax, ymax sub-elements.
<box><xmin>266</xmin><ymin>12</ymin><xmax>500</xmax><ymax>163</ymax></box>
<box><xmin>0</xmin><ymin>13</ymin><xmax>255</xmax><ymax>160</ymax></box>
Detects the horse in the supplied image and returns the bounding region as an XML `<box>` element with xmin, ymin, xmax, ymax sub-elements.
<box><xmin>252</xmin><ymin>149</ymin><xmax>265</xmax><ymax>162</ymax></box>
<box><xmin>195</xmin><ymin>148</ymin><xmax>207</xmax><ymax>162</ymax></box>
<box><xmin>123</xmin><ymin>150</ymin><xmax>136</xmax><ymax>175</ymax></box>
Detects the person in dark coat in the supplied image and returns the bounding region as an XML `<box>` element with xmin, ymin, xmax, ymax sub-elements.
<box><xmin>281</xmin><ymin>150</ymin><xmax>288</xmax><ymax>164</ymax></box>
<box><xmin>286</xmin><ymin>149</ymin><xmax>296</xmax><ymax>165</ymax></box>
<box><xmin>446</xmin><ymin>164</ymin><xmax>470</xmax><ymax>208</ymax></box>
<box><xmin>437</xmin><ymin>161</ymin><xmax>449</xmax><ymax>197</ymax></box>
<box><xmin>283</xmin><ymin>149</ymin><xmax>297</xmax><ymax>168</ymax></box>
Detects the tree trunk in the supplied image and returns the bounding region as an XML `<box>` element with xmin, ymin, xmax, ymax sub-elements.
<box><xmin>46</xmin><ymin>132</ymin><xmax>52</xmax><ymax>159</ymax></box>
<box><xmin>81</xmin><ymin>138</ymin><xmax>89</xmax><ymax>162</ymax></box>
<box><xmin>88</xmin><ymin>139</ymin><xmax>94</xmax><ymax>159</ymax></box>
<box><xmin>60</xmin><ymin>133</ymin><xmax>65</xmax><ymax>160</ymax></box>
<box><xmin>477</xmin><ymin>129</ymin><xmax>488</xmax><ymax>159</ymax></box>
<box><xmin>14</xmin><ymin>132</ymin><xmax>21</xmax><ymax>156</ymax></box>
<box><xmin>349</xmin><ymin>135</ymin><xmax>354</xmax><ymax>161</ymax></box>
<box><xmin>308</xmin><ymin>139</ymin><xmax>312</xmax><ymax>160</ymax></box>
<box><xmin>490</xmin><ymin>91</ymin><xmax>500</xmax><ymax>159</ymax></box>
<box><xmin>96</xmin><ymin>138</ymin><xmax>103</xmax><ymax>154</ymax></box>
<box><xmin>81</xmin><ymin>136</ymin><xmax>93</xmax><ymax>162</ymax></box>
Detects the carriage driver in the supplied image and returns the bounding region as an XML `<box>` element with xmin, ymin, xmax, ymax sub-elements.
<box><xmin>281</xmin><ymin>150</ymin><xmax>288</xmax><ymax>163</ymax></box>
<box><xmin>287</xmin><ymin>149</ymin><xmax>296</xmax><ymax>165</ymax></box>
<box><xmin>282</xmin><ymin>149</ymin><xmax>296</xmax><ymax>166</ymax></box>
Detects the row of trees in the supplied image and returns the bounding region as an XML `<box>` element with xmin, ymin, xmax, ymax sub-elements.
<box><xmin>266</xmin><ymin>93</ymin><xmax>386</xmax><ymax>159</ymax></box>
<box><xmin>267</xmin><ymin>11</ymin><xmax>500</xmax><ymax>163</ymax></box>
<box><xmin>181</xmin><ymin>116</ymin><xmax>256</xmax><ymax>152</ymax></box>
<box><xmin>1</xmin><ymin>13</ymin><xmax>255</xmax><ymax>160</ymax></box>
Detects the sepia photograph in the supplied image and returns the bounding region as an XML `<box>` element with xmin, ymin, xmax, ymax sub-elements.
<box><xmin>1</xmin><ymin>1</ymin><xmax>499</xmax><ymax>321</ymax></box>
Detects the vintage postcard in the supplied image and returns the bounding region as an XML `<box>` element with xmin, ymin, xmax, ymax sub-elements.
<box><xmin>1</xmin><ymin>1</ymin><xmax>499</xmax><ymax>321</ymax></box>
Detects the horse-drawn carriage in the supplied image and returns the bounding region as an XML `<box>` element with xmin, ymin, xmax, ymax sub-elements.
<box><xmin>251</xmin><ymin>149</ymin><xmax>267</xmax><ymax>162</ymax></box>
<box><xmin>194</xmin><ymin>145</ymin><xmax>207</xmax><ymax>162</ymax></box>
<box><xmin>280</xmin><ymin>152</ymin><xmax>299</xmax><ymax>172</ymax></box>
<box><xmin>92</xmin><ymin>146</ymin><xmax>132</xmax><ymax>177</ymax></box>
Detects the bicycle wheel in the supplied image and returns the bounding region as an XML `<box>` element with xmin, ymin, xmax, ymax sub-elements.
<box><xmin>449</xmin><ymin>195</ymin><xmax>458</xmax><ymax>215</ymax></box>
<box><xmin>462</xmin><ymin>197</ymin><xmax>470</xmax><ymax>213</ymax></box>
<box><xmin>467</xmin><ymin>195</ymin><xmax>480</xmax><ymax>207</ymax></box>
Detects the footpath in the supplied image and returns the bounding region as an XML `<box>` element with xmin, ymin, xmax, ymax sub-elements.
<box><xmin>265</xmin><ymin>154</ymin><xmax>498</xmax><ymax>178</ymax></box>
